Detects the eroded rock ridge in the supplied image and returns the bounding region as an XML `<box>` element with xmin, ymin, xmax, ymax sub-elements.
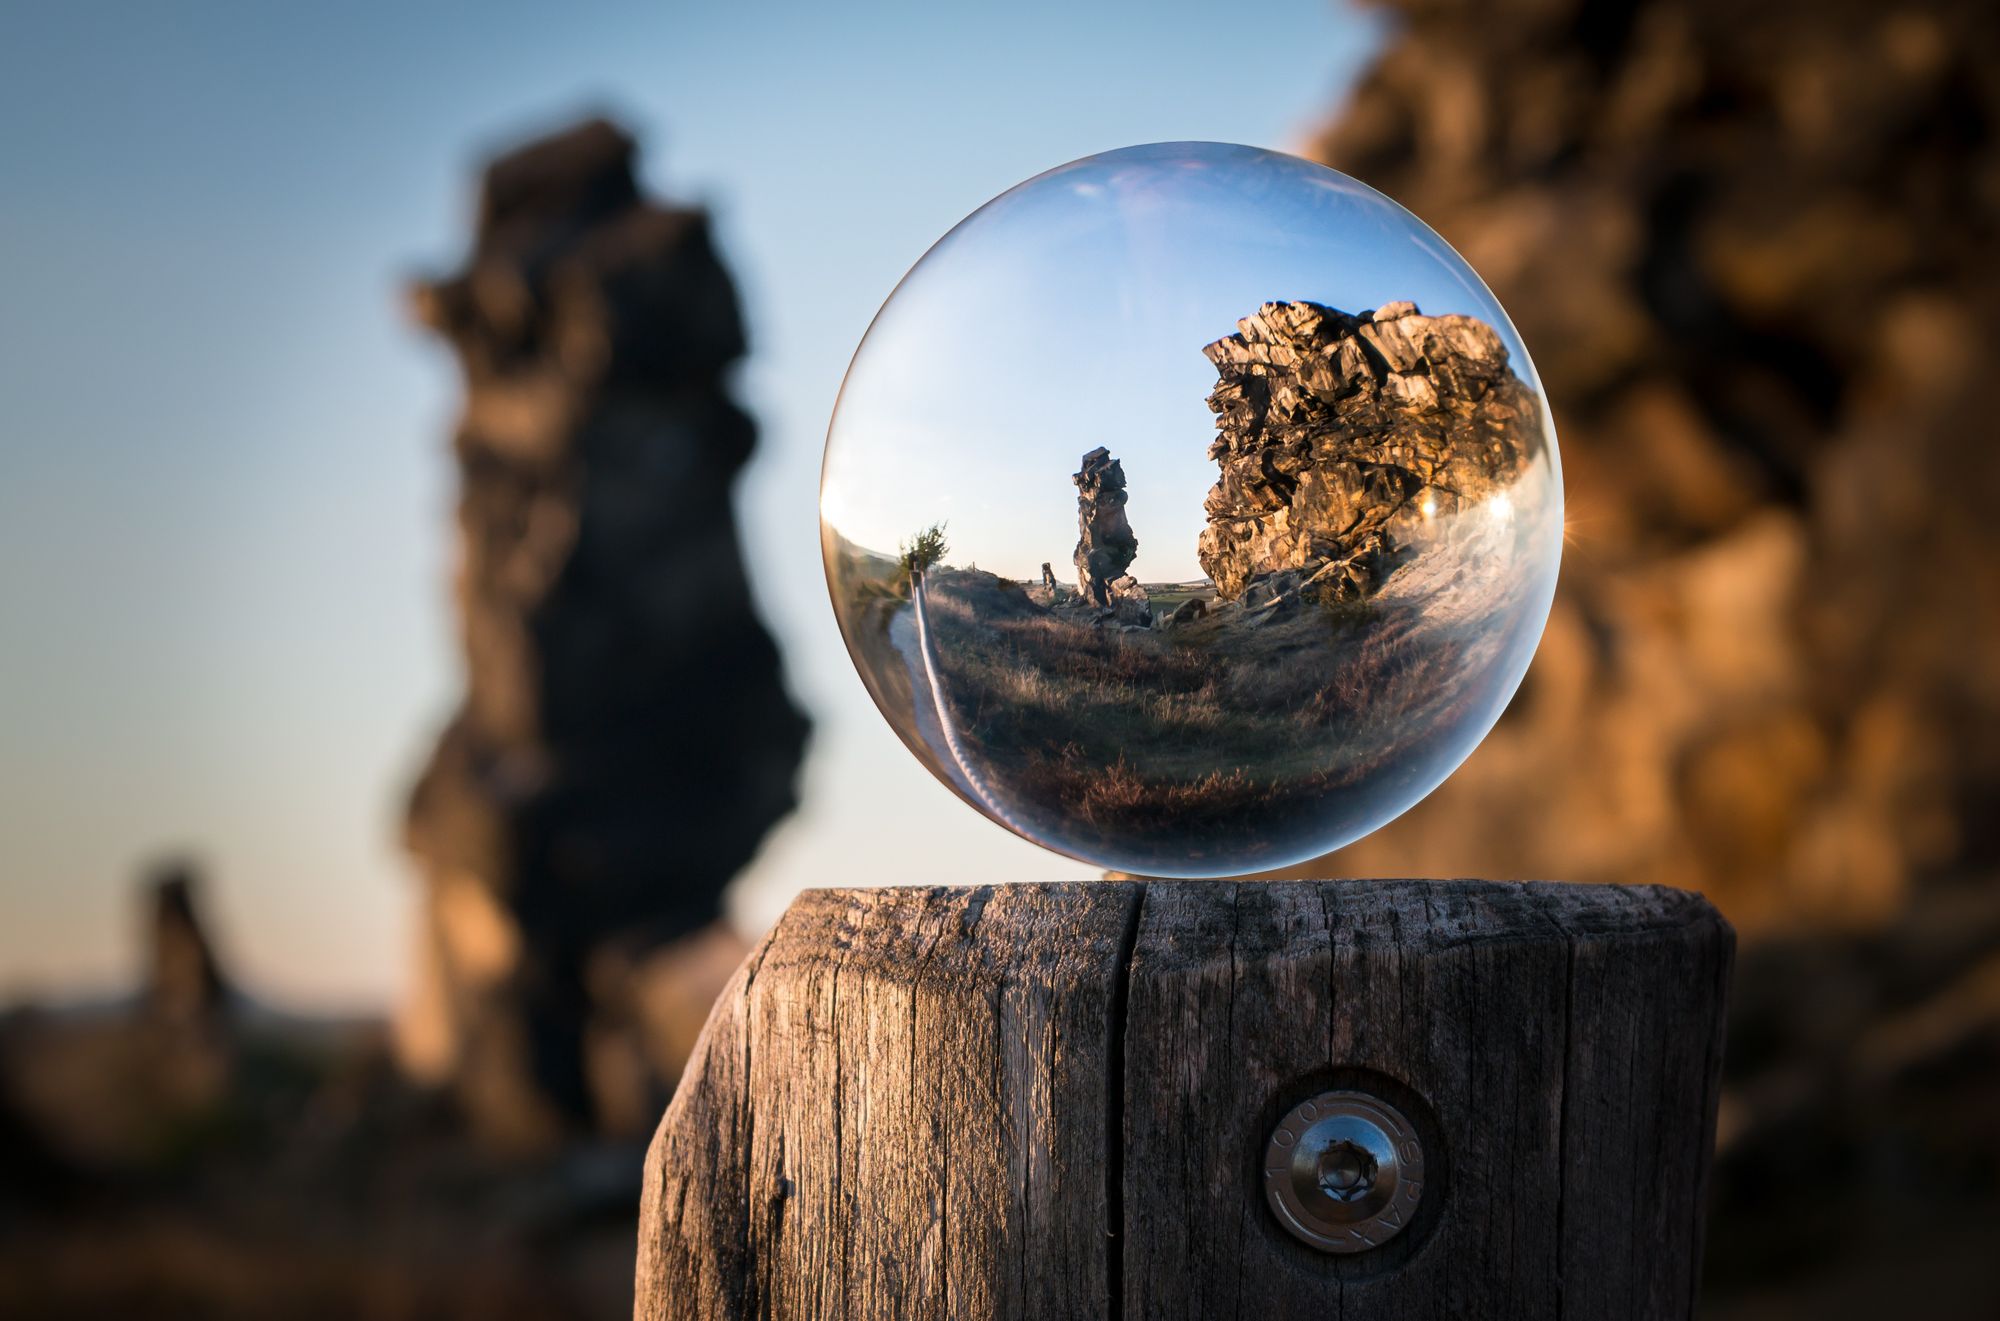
<box><xmin>1197</xmin><ymin>300</ymin><xmax>1541</xmax><ymax>602</ymax></box>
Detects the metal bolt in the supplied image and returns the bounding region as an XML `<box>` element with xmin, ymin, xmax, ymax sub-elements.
<box><xmin>1316</xmin><ymin>1138</ymin><xmax>1377</xmax><ymax>1201</ymax></box>
<box><xmin>1264</xmin><ymin>1090</ymin><xmax>1425</xmax><ymax>1254</ymax></box>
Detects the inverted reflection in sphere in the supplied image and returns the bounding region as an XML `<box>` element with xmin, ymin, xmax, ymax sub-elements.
<box><xmin>821</xmin><ymin>142</ymin><xmax>1561</xmax><ymax>878</ymax></box>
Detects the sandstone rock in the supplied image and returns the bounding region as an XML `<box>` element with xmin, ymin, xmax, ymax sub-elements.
<box><xmin>1196</xmin><ymin>300</ymin><xmax>1540</xmax><ymax>601</ymax></box>
<box><xmin>1072</xmin><ymin>446</ymin><xmax>1143</xmax><ymax>609</ymax></box>
<box><xmin>402</xmin><ymin>118</ymin><xmax>808</xmax><ymax>1147</ymax></box>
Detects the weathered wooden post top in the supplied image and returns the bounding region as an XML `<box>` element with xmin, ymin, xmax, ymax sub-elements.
<box><xmin>637</xmin><ymin>881</ymin><xmax>1730</xmax><ymax>1320</ymax></box>
<box><xmin>638</xmin><ymin>143</ymin><xmax>1734</xmax><ymax>1318</ymax></box>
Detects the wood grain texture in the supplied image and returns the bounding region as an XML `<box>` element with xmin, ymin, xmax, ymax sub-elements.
<box><xmin>636</xmin><ymin>881</ymin><xmax>1731</xmax><ymax>1320</ymax></box>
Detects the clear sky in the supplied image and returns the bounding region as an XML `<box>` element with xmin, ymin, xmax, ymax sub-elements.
<box><xmin>0</xmin><ymin>1</ymin><xmax>1382</xmax><ymax>1009</ymax></box>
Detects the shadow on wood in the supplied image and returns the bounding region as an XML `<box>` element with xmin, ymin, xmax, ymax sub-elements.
<box><xmin>635</xmin><ymin>881</ymin><xmax>1732</xmax><ymax>1319</ymax></box>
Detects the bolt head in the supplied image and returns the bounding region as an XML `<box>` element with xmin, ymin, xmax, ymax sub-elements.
<box><xmin>1315</xmin><ymin>1139</ymin><xmax>1378</xmax><ymax>1201</ymax></box>
<box><xmin>1264</xmin><ymin>1090</ymin><xmax>1425</xmax><ymax>1254</ymax></box>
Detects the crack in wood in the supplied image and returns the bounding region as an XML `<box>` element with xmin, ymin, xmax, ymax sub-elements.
<box><xmin>1106</xmin><ymin>884</ymin><xmax>1145</xmax><ymax>1321</ymax></box>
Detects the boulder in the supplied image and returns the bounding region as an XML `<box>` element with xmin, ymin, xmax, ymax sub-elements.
<box><xmin>1105</xmin><ymin>573</ymin><xmax>1153</xmax><ymax>626</ymax></box>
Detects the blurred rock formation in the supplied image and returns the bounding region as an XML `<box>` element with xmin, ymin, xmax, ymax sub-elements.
<box><xmin>1308</xmin><ymin>0</ymin><xmax>2000</xmax><ymax>934</ymax></box>
<box><xmin>1198</xmin><ymin>299</ymin><xmax>1538</xmax><ymax>602</ymax></box>
<box><xmin>143</xmin><ymin>860</ymin><xmax>233</xmax><ymax>1025</ymax></box>
<box><xmin>402</xmin><ymin>118</ymin><xmax>807</xmax><ymax>1148</ymax></box>
<box><xmin>0</xmin><ymin>866</ymin><xmax>641</xmax><ymax>1320</ymax></box>
<box><xmin>1307</xmin><ymin>1</ymin><xmax>2000</xmax><ymax>1314</ymax></box>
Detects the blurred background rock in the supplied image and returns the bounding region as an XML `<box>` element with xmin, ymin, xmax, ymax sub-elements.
<box><xmin>1299</xmin><ymin>2</ymin><xmax>2000</xmax><ymax>1313</ymax></box>
<box><xmin>398</xmin><ymin>118</ymin><xmax>806</xmax><ymax>1150</ymax></box>
<box><xmin>2</xmin><ymin>118</ymin><xmax>805</xmax><ymax>1318</ymax></box>
<box><xmin>2</xmin><ymin>0</ymin><xmax>1995</xmax><ymax>1316</ymax></box>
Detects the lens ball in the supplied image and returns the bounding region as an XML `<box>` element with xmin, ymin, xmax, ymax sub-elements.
<box><xmin>822</xmin><ymin>142</ymin><xmax>1561</xmax><ymax>877</ymax></box>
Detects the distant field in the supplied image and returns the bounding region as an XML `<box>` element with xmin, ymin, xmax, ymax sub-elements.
<box><xmin>1003</xmin><ymin>579</ymin><xmax>1218</xmax><ymax>613</ymax></box>
<box><xmin>1141</xmin><ymin>582</ymin><xmax>1216</xmax><ymax>613</ymax></box>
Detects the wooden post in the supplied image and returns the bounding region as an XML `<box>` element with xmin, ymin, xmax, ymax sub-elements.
<box><xmin>636</xmin><ymin>880</ymin><xmax>1732</xmax><ymax>1319</ymax></box>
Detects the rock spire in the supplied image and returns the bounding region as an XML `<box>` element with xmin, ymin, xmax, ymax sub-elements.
<box><xmin>401</xmin><ymin>118</ymin><xmax>807</xmax><ymax>1146</ymax></box>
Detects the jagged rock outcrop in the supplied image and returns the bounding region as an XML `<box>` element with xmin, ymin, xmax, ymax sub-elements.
<box><xmin>1197</xmin><ymin>300</ymin><xmax>1539</xmax><ymax>602</ymax></box>
<box><xmin>401</xmin><ymin>118</ymin><xmax>808</xmax><ymax>1148</ymax></box>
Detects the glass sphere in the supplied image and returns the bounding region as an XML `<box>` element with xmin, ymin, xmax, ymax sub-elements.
<box><xmin>821</xmin><ymin>142</ymin><xmax>1561</xmax><ymax>877</ymax></box>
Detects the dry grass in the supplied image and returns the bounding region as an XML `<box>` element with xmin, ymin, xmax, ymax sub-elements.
<box><xmin>916</xmin><ymin>568</ymin><xmax>1486</xmax><ymax>860</ymax></box>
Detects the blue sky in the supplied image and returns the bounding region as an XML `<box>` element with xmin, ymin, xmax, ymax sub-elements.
<box><xmin>823</xmin><ymin>142</ymin><xmax>1533</xmax><ymax>585</ymax></box>
<box><xmin>0</xmin><ymin>1</ymin><xmax>1383</xmax><ymax>1008</ymax></box>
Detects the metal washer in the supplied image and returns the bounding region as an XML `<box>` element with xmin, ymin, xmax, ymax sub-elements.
<box><xmin>1263</xmin><ymin>1089</ymin><xmax>1426</xmax><ymax>1254</ymax></box>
